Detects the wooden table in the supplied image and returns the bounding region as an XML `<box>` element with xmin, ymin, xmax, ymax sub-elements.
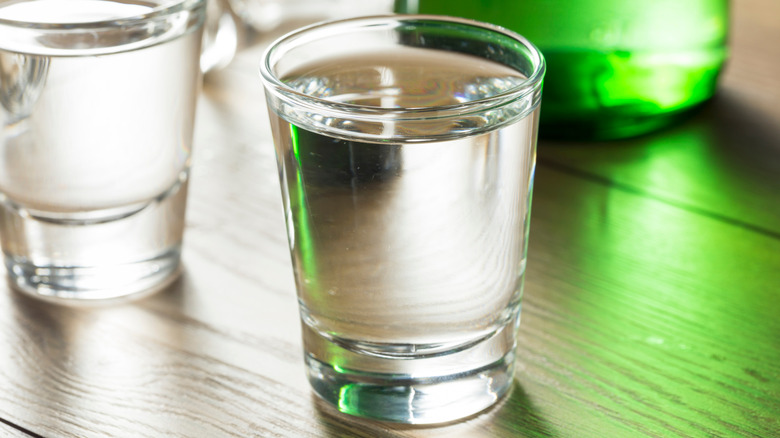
<box><xmin>1</xmin><ymin>1</ymin><xmax>778</xmax><ymax>436</ymax></box>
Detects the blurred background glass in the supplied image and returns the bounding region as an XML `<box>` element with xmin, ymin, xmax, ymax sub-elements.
<box><xmin>395</xmin><ymin>0</ymin><xmax>730</xmax><ymax>140</ymax></box>
<box><xmin>202</xmin><ymin>0</ymin><xmax>394</xmax><ymax>73</ymax></box>
<box><xmin>229</xmin><ymin>0</ymin><xmax>393</xmax><ymax>33</ymax></box>
<box><xmin>202</xmin><ymin>0</ymin><xmax>239</xmax><ymax>72</ymax></box>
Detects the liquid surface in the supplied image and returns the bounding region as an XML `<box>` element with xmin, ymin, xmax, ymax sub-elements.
<box><xmin>0</xmin><ymin>0</ymin><xmax>202</xmax><ymax>56</ymax></box>
<box><xmin>274</xmin><ymin>47</ymin><xmax>535</xmax><ymax>144</ymax></box>
<box><xmin>283</xmin><ymin>47</ymin><xmax>527</xmax><ymax>108</ymax></box>
<box><xmin>269</xmin><ymin>48</ymin><xmax>538</xmax><ymax>351</ymax></box>
<box><xmin>0</xmin><ymin>0</ymin><xmax>151</xmax><ymax>23</ymax></box>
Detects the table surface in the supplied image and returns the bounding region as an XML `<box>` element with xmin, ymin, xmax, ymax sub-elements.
<box><xmin>1</xmin><ymin>1</ymin><xmax>779</xmax><ymax>437</ymax></box>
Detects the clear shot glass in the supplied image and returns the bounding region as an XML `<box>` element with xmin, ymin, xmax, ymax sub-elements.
<box><xmin>0</xmin><ymin>0</ymin><xmax>206</xmax><ymax>302</ymax></box>
<box><xmin>260</xmin><ymin>15</ymin><xmax>544</xmax><ymax>423</ymax></box>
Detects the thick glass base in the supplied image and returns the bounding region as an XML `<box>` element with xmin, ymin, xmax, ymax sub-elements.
<box><xmin>6</xmin><ymin>250</ymin><xmax>181</xmax><ymax>303</ymax></box>
<box><xmin>0</xmin><ymin>178</ymin><xmax>188</xmax><ymax>303</ymax></box>
<box><xmin>307</xmin><ymin>353</ymin><xmax>515</xmax><ymax>424</ymax></box>
<box><xmin>302</xmin><ymin>319</ymin><xmax>518</xmax><ymax>424</ymax></box>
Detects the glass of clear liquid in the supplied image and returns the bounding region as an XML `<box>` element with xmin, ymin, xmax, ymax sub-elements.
<box><xmin>0</xmin><ymin>0</ymin><xmax>206</xmax><ymax>302</ymax></box>
<box><xmin>260</xmin><ymin>15</ymin><xmax>544</xmax><ymax>423</ymax></box>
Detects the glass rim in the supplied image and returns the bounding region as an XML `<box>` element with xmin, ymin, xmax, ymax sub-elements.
<box><xmin>0</xmin><ymin>0</ymin><xmax>204</xmax><ymax>29</ymax></box>
<box><xmin>259</xmin><ymin>14</ymin><xmax>546</xmax><ymax>118</ymax></box>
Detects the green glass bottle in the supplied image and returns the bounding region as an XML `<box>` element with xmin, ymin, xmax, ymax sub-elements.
<box><xmin>395</xmin><ymin>0</ymin><xmax>729</xmax><ymax>140</ymax></box>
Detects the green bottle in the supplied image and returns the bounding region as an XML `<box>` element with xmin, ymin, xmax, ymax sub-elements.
<box><xmin>395</xmin><ymin>0</ymin><xmax>729</xmax><ymax>140</ymax></box>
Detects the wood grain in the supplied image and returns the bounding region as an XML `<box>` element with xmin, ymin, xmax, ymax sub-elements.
<box><xmin>523</xmin><ymin>166</ymin><xmax>780</xmax><ymax>437</ymax></box>
<box><xmin>0</xmin><ymin>0</ymin><xmax>778</xmax><ymax>437</ymax></box>
<box><xmin>538</xmin><ymin>0</ymin><xmax>780</xmax><ymax>237</ymax></box>
<box><xmin>0</xmin><ymin>419</ymin><xmax>39</xmax><ymax>438</ymax></box>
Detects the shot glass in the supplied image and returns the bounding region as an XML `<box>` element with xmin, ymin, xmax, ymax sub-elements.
<box><xmin>0</xmin><ymin>0</ymin><xmax>206</xmax><ymax>301</ymax></box>
<box><xmin>260</xmin><ymin>15</ymin><xmax>544</xmax><ymax>423</ymax></box>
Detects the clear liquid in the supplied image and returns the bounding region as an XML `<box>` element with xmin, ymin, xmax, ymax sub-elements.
<box><xmin>0</xmin><ymin>0</ymin><xmax>203</xmax><ymax>299</ymax></box>
<box><xmin>269</xmin><ymin>48</ymin><xmax>538</xmax><ymax>355</ymax></box>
